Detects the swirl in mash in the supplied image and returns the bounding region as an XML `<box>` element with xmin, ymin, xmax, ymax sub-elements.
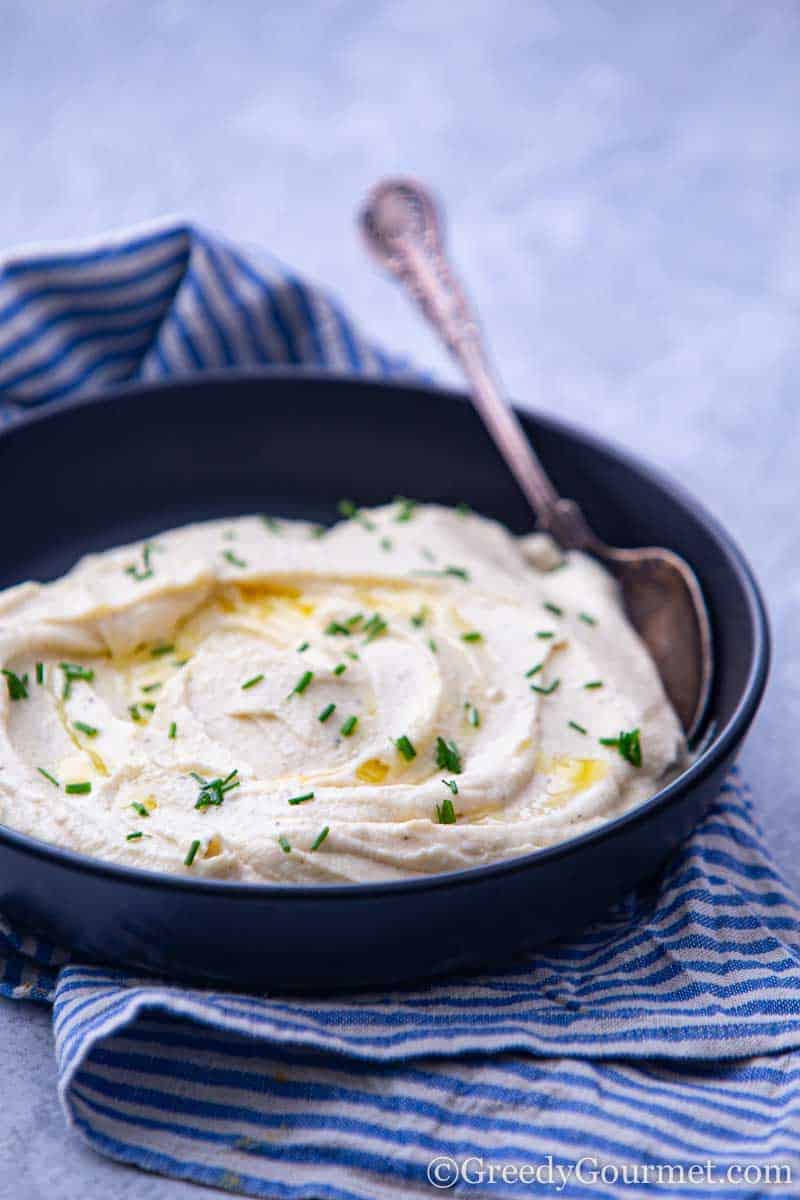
<box><xmin>0</xmin><ymin>503</ymin><xmax>686</xmax><ymax>882</ymax></box>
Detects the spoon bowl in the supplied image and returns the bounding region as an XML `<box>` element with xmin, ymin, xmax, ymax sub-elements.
<box><xmin>360</xmin><ymin>178</ymin><xmax>713</xmax><ymax>739</ymax></box>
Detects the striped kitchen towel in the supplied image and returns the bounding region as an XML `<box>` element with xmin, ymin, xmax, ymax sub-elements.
<box><xmin>1</xmin><ymin>222</ymin><xmax>799</xmax><ymax>1197</ymax></box>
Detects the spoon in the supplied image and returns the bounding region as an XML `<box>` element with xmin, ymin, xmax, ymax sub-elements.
<box><xmin>359</xmin><ymin>178</ymin><xmax>712</xmax><ymax>740</ymax></box>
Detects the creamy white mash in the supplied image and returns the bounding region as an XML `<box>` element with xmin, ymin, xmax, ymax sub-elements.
<box><xmin>0</xmin><ymin>503</ymin><xmax>685</xmax><ymax>882</ymax></box>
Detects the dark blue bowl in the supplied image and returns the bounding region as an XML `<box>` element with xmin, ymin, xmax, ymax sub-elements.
<box><xmin>0</xmin><ymin>371</ymin><xmax>769</xmax><ymax>989</ymax></box>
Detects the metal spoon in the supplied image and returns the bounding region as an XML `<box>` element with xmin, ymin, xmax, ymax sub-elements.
<box><xmin>360</xmin><ymin>177</ymin><xmax>712</xmax><ymax>739</ymax></box>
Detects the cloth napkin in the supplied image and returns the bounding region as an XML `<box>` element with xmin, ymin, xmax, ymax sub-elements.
<box><xmin>1</xmin><ymin>222</ymin><xmax>799</xmax><ymax>1198</ymax></box>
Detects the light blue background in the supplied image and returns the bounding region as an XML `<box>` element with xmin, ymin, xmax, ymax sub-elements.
<box><xmin>2</xmin><ymin>2</ymin><xmax>799</xmax><ymax>1194</ymax></box>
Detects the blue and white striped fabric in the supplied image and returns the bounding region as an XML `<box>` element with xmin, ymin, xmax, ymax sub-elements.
<box><xmin>1</xmin><ymin>222</ymin><xmax>799</xmax><ymax>1197</ymax></box>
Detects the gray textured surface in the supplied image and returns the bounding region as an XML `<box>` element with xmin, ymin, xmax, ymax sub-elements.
<box><xmin>1</xmin><ymin>1</ymin><xmax>799</xmax><ymax>1193</ymax></box>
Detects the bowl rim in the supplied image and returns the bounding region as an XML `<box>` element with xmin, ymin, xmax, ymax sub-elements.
<box><xmin>0</xmin><ymin>368</ymin><xmax>771</xmax><ymax>900</ymax></box>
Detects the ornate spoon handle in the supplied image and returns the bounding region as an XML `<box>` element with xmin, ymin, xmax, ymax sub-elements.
<box><xmin>360</xmin><ymin>178</ymin><xmax>578</xmax><ymax>533</ymax></box>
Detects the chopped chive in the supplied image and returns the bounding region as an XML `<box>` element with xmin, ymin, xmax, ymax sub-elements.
<box><xmin>337</xmin><ymin>498</ymin><xmax>357</xmax><ymax>517</ymax></box>
<box><xmin>126</xmin><ymin>831</ymin><xmax>144</xmax><ymax>841</ymax></box>
<box><xmin>394</xmin><ymin>496</ymin><xmax>417</xmax><ymax>523</ymax></box>
<box><xmin>65</xmin><ymin>782</ymin><xmax>91</xmax><ymax>795</ymax></box>
<box><xmin>150</xmin><ymin>644</ymin><xmax>174</xmax><ymax>658</ymax></box>
<box><xmin>125</xmin><ymin>541</ymin><xmax>156</xmax><ymax>582</ymax></box>
<box><xmin>525</xmin><ymin>663</ymin><xmax>543</xmax><ymax>678</ymax></box>
<box><xmin>410</xmin><ymin>606</ymin><xmax>429</xmax><ymax>627</ymax></box>
<box><xmin>380</xmin><ymin>537</ymin><xmax>393</xmax><ymax>552</ymax></box>
<box><xmin>333</xmin><ymin>664</ymin><xmax>347</xmax><ymax>676</ymax></box>
<box><xmin>544</xmin><ymin>602</ymin><xmax>563</xmax><ymax>617</ymax></box>
<box><xmin>461</xmin><ymin>631</ymin><xmax>483</xmax><ymax>643</ymax></box>
<box><xmin>584</xmin><ymin>680</ymin><xmax>604</xmax><ymax>690</ymax></box>
<box><xmin>141</xmin><ymin>682</ymin><xmax>162</xmax><ymax>694</ymax></box>
<box><xmin>569</xmin><ymin>720</ymin><xmax>588</xmax><ymax>735</ymax></box>
<box><xmin>531</xmin><ymin>678</ymin><xmax>560</xmax><ymax>696</ymax></box>
<box><xmin>362</xmin><ymin>613</ymin><xmax>388</xmax><ymax>643</ymax></box>
<box><xmin>346</xmin><ymin>613</ymin><xmax>364</xmax><ymax>628</ymax></box>
<box><xmin>435</xmin><ymin>796</ymin><xmax>457</xmax><ymax>824</ymax></box>
<box><xmin>288</xmin><ymin>791</ymin><xmax>315</xmax><ymax>806</ymax></box>
<box><xmin>600</xmin><ymin>728</ymin><xmax>642</xmax><ymax>768</ymax></box>
<box><xmin>73</xmin><ymin>721</ymin><xmax>99</xmax><ymax>738</ymax></box>
<box><xmin>442</xmin><ymin>778</ymin><xmax>459</xmax><ymax>795</ymax></box>
<box><xmin>194</xmin><ymin>769</ymin><xmax>240</xmax><ymax>810</ymax></box>
<box><xmin>169</xmin><ymin>722</ymin><xmax>177</xmax><ymax>739</ymax></box>
<box><xmin>141</xmin><ymin>702</ymin><xmax>156</xmax><ymax>713</ymax></box>
<box><xmin>340</xmin><ymin>715</ymin><xmax>358</xmax><ymax>737</ymax></box>
<box><xmin>131</xmin><ymin>801</ymin><xmax>150</xmax><ymax>817</ymax></box>
<box><xmin>129</xmin><ymin>704</ymin><xmax>142</xmax><ymax>722</ymax></box>
<box><xmin>395</xmin><ymin>735</ymin><xmax>416</xmax><ymax>761</ymax></box>
<box><xmin>174</xmin><ymin>657</ymin><xmax>191</xmax><ymax>667</ymax></box>
<box><xmin>278</xmin><ymin>834</ymin><xmax>292</xmax><ymax>854</ymax></box>
<box><xmin>261</xmin><ymin>515</ymin><xmax>282</xmax><ymax>532</ymax></box>
<box><xmin>59</xmin><ymin>662</ymin><xmax>95</xmax><ymax>698</ymax></box>
<box><xmin>37</xmin><ymin>767</ymin><xmax>60</xmax><ymax>788</ymax></box>
<box><xmin>444</xmin><ymin>565</ymin><xmax>470</xmax><ymax>580</ymax></box>
<box><xmin>536</xmin><ymin>631</ymin><xmax>555</xmax><ymax>640</ymax></box>
<box><xmin>435</xmin><ymin>737</ymin><xmax>463</xmax><ymax>774</ymax></box>
<box><xmin>428</xmin><ymin>637</ymin><xmax>438</xmax><ymax>653</ymax></box>
<box><xmin>2</xmin><ymin>669</ymin><xmax>29</xmax><ymax>700</ymax></box>
<box><xmin>455</xmin><ymin>501</ymin><xmax>471</xmax><ymax>515</ymax></box>
<box><xmin>35</xmin><ymin>662</ymin><xmax>44</xmax><ymax>685</ymax></box>
<box><xmin>297</xmin><ymin>641</ymin><xmax>310</xmax><ymax>653</ymax></box>
<box><xmin>345</xmin><ymin>650</ymin><xmax>359</xmax><ymax>661</ymax></box>
<box><xmin>289</xmin><ymin>670</ymin><xmax>314</xmax><ymax>697</ymax></box>
<box><xmin>579</xmin><ymin>612</ymin><xmax>597</xmax><ymax>626</ymax></box>
<box><xmin>310</xmin><ymin>826</ymin><xmax>329</xmax><ymax>851</ymax></box>
<box><xmin>465</xmin><ymin>704</ymin><xmax>480</xmax><ymax>728</ymax></box>
<box><xmin>325</xmin><ymin>621</ymin><xmax>351</xmax><ymax>636</ymax></box>
<box><xmin>318</xmin><ymin>702</ymin><xmax>336</xmax><ymax>723</ymax></box>
<box><xmin>222</xmin><ymin>549</ymin><xmax>247</xmax><ymax>568</ymax></box>
<box><xmin>242</xmin><ymin>674</ymin><xmax>264</xmax><ymax>690</ymax></box>
<box><xmin>185</xmin><ymin>839</ymin><xmax>201</xmax><ymax>866</ymax></box>
<box><xmin>309</xmin><ymin>523</ymin><xmax>326</xmax><ymax>539</ymax></box>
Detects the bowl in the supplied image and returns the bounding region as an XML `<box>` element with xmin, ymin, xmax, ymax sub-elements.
<box><xmin>0</xmin><ymin>371</ymin><xmax>769</xmax><ymax>989</ymax></box>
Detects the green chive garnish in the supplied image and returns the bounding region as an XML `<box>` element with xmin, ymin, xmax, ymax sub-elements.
<box><xmin>261</xmin><ymin>515</ymin><xmax>282</xmax><ymax>533</ymax></box>
<box><xmin>536</xmin><ymin>631</ymin><xmax>555</xmax><ymax>640</ymax></box>
<box><xmin>531</xmin><ymin>679</ymin><xmax>560</xmax><ymax>696</ymax></box>
<box><xmin>242</xmin><ymin>674</ymin><xmax>264</xmax><ymax>690</ymax></box>
<box><xmin>126</xmin><ymin>831</ymin><xmax>144</xmax><ymax>841</ymax></box>
<box><xmin>395</xmin><ymin>735</ymin><xmax>416</xmax><ymax>761</ymax></box>
<box><xmin>169</xmin><ymin>722</ymin><xmax>177</xmax><ymax>739</ymax></box>
<box><xmin>600</xmin><ymin>729</ymin><xmax>642</xmax><ymax>767</ymax></box>
<box><xmin>185</xmin><ymin>839</ymin><xmax>201</xmax><ymax>866</ymax></box>
<box><xmin>465</xmin><ymin>704</ymin><xmax>480</xmax><ymax>728</ymax></box>
<box><xmin>125</xmin><ymin>541</ymin><xmax>156</xmax><ymax>582</ymax></box>
<box><xmin>37</xmin><ymin>768</ymin><xmax>60</xmax><ymax>788</ymax></box>
<box><xmin>410</xmin><ymin>606</ymin><xmax>429</xmax><ymax>627</ymax></box>
<box><xmin>455</xmin><ymin>501</ymin><xmax>471</xmax><ymax>516</ymax></box>
<box><xmin>428</xmin><ymin>638</ymin><xmax>438</xmax><ymax>653</ymax></box>
<box><xmin>380</xmin><ymin>537</ymin><xmax>393</xmax><ymax>552</ymax></box>
<box><xmin>278</xmin><ymin>835</ymin><xmax>292</xmax><ymax>854</ymax></box>
<box><xmin>73</xmin><ymin>721</ymin><xmax>99</xmax><ymax>738</ymax></box>
<box><xmin>579</xmin><ymin>612</ymin><xmax>597</xmax><ymax>626</ymax></box>
<box><xmin>544</xmin><ymin>602</ymin><xmax>563</xmax><ymax>617</ymax></box>
<box><xmin>2</xmin><ymin>669</ymin><xmax>28</xmax><ymax>700</ymax></box>
<box><xmin>60</xmin><ymin>662</ymin><xmax>95</xmax><ymax>699</ymax></box>
<box><xmin>461</xmin><ymin>631</ymin><xmax>483</xmax><ymax>644</ymax></box>
<box><xmin>288</xmin><ymin>791</ymin><xmax>315</xmax><ymax>806</ymax></box>
<box><xmin>131</xmin><ymin>802</ymin><xmax>150</xmax><ymax>817</ymax></box>
<box><xmin>289</xmin><ymin>670</ymin><xmax>313</xmax><ymax>697</ymax></box>
<box><xmin>345</xmin><ymin>650</ymin><xmax>359</xmax><ymax>661</ymax></box>
<box><xmin>65</xmin><ymin>782</ymin><xmax>91</xmax><ymax>795</ymax></box>
<box><xmin>569</xmin><ymin>720</ymin><xmax>588</xmax><ymax>735</ymax></box>
<box><xmin>584</xmin><ymin>680</ymin><xmax>604</xmax><ymax>690</ymax></box>
<box><xmin>129</xmin><ymin>704</ymin><xmax>142</xmax><ymax>722</ymax></box>
<box><xmin>318</xmin><ymin>703</ymin><xmax>336</xmax><ymax>723</ymax></box>
<box><xmin>297</xmin><ymin>641</ymin><xmax>310</xmax><ymax>653</ymax></box>
<box><xmin>436</xmin><ymin>796</ymin><xmax>457</xmax><ymax>824</ymax></box>
<box><xmin>310</xmin><ymin>826</ymin><xmax>329</xmax><ymax>851</ymax></box>
<box><xmin>362</xmin><ymin>613</ymin><xmax>388</xmax><ymax>643</ymax></box>
<box><xmin>442</xmin><ymin>778</ymin><xmax>459</xmax><ymax>795</ymax></box>
<box><xmin>142</xmin><ymin>702</ymin><xmax>156</xmax><ymax>713</ymax></box>
<box><xmin>394</xmin><ymin>497</ymin><xmax>417</xmax><ymax>523</ymax></box>
<box><xmin>150</xmin><ymin>644</ymin><xmax>174</xmax><ymax>658</ymax></box>
<box><xmin>333</xmin><ymin>664</ymin><xmax>347</xmax><ymax>676</ymax></box>
<box><xmin>340</xmin><ymin>715</ymin><xmax>358</xmax><ymax>737</ymax></box>
<box><xmin>35</xmin><ymin>663</ymin><xmax>44</xmax><ymax>685</ymax></box>
<box><xmin>141</xmin><ymin>682</ymin><xmax>162</xmax><ymax>694</ymax></box>
<box><xmin>194</xmin><ymin>769</ymin><xmax>240</xmax><ymax>810</ymax></box>
<box><xmin>525</xmin><ymin>663</ymin><xmax>543</xmax><ymax>678</ymax></box>
<box><xmin>222</xmin><ymin>549</ymin><xmax>247</xmax><ymax>568</ymax></box>
<box><xmin>338</xmin><ymin>498</ymin><xmax>357</xmax><ymax>517</ymax></box>
<box><xmin>435</xmin><ymin>737</ymin><xmax>462</xmax><ymax>774</ymax></box>
<box><xmin>444</xmin><ymin>566</ymin><xmax>470</xmax><ymax>580</ymax></box>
